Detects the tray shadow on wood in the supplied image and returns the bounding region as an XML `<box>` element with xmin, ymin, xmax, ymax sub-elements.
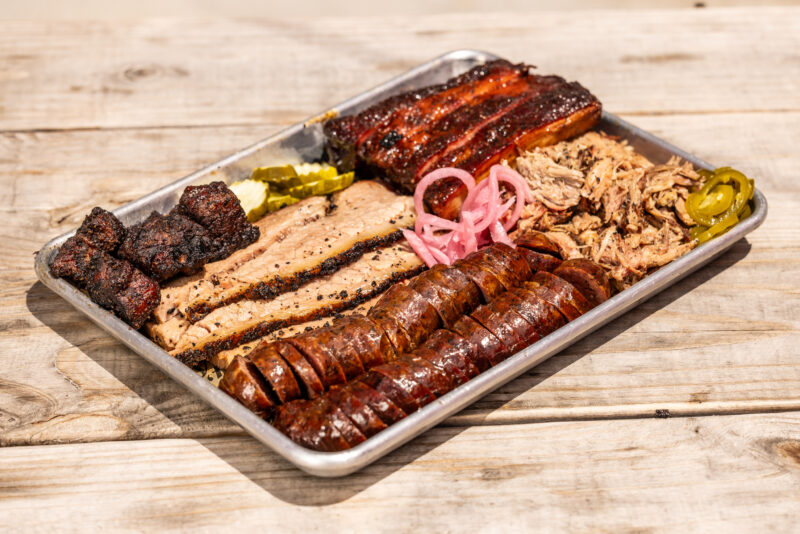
<box><xmin>25</xmin><ymin>238</ymin><xmax>751</xmax><ymax>501</ymax></box>
<box><xmin>24</xmin><ymin>287</ymin><xmax>239</xmax><ymax>439</ymax></box>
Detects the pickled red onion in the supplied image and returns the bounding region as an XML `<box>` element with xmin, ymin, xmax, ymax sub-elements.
<box><xmin>404</xmin><ymin>165</ymin><xmax>532</xmax><ymax>267</ymax></box>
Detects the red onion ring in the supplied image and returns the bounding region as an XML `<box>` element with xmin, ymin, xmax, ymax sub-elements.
<box><xmin>405</xmin><ymin>165</ymin><xmax>532</xmax><ymax>267</ymax></box>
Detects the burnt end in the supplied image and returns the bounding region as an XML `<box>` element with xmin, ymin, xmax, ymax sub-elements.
<box><xmin>421</xmin><ymin>177</ymin><xmax>468</xmax><ymax>221</ymax></box>
<box><xmin>85</xmin><ymin>251</ymin><xmax>160</xmax><ymax>329</ymax></box>
<box><xmin>50</xmin><ymin>207</ymin><xmax>127</xmax><ymax>284</ymax></box>
<box><xmin>50</xmin><ymin>230</ymin><xmax>159</xmax><ymax>329</ymax></box>
<box><xmin>118</xmin><ymin>211</ymin><xmax>217</xmax><ymax>281</ymax></box>
<box><xmin>50</xmin><ymin>235</ymin><xmax>97</xmax><ymax>286</ymax></box>
<box><xmin>117</xmin><ymin>269</ymin><xmax>161</xmax><ymax>328</ymax></box>
<box><xmin>176</xmin><ymin>181</ymin><xmax>260</xmax><ymax>258</ymax></box>
<box><xmin>76</xmin><ymin>207</ymin><xmax>126</xmax><ymax>252</ymax></box>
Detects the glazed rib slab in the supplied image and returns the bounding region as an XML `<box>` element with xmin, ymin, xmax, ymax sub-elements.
<box><xmin>323</xmin><ymin>59</ymin><xmax>601</xmax><ymax>219</ymax></box>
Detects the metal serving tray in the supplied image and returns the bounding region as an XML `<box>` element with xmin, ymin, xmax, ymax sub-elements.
<box><xmin>35</xmin><ymin>50</ymin><xmax>767</xmax><ymax>477</ymax></box>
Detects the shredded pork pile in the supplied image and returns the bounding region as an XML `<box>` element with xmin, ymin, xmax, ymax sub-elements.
<box><xmin>514</xmin><ymin>131</ymin><xmax>702</xmax><ymax>290</ymax></box>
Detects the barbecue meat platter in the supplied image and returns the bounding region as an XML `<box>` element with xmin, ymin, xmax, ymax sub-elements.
<box><xmin>44</xmin><ymin>55</ymin><xmax>759</xmax><ymax>456</ymax></box>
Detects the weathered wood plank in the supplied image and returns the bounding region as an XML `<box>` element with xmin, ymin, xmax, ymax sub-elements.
<box><xmin>1</xmin><ymin>110</ymin><xmax>798</xmax><ymax>445</ymax></box>
<box><xmin>1</xmin><ymin>8</ymin><xmax>798</xmax><ymax>131</ymax></box>
<box><xmin>1</xmin><ymin>412</ymin><xmax>800</xmax><ymax>531</ymax></box>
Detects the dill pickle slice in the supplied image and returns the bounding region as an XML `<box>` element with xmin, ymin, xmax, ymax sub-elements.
<box><xmin>266</xmin><ymin>192</ymin><xmax>301</xmax><ymax>212</ymax></box>
<box><xmin>229</xmin><ymin>179</ymin><xmax>269</xmax><ymax>222</ymax></box>
<box><xmin>251</xmin><ymin>165</ymin><xmax>297</xmax><ymax>182</ymax></box>
<box><xmin>293</xmin><ymin>163</ymin><xmax>336</xmax><ymax>179</ymax></box>
<box><xmin>286</xmin><ymin>172</ymin><xmax>356</xmax><ymax>197</ymax></box>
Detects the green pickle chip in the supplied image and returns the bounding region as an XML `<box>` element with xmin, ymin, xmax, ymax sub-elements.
<box><xmin>236</xmin><ymin>163</ymin><xmax>355</xmax><ymax>219</ymax></box>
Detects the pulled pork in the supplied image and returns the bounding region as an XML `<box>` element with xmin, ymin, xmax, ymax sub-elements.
<box><xmin>515</xmin><ymin>131</ymin><xmax>702</xmax><ymax>290</ymax></box>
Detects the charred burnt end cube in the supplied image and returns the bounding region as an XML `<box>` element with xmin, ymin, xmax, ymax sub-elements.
<box><xmin>118</xmin><ymin>211</ymin><xmax>218</xmax><ymax>281</ymax></box>
<box><xmin>76</xmin><ymin>207</ymin><xmax>126</xmax><ymax>252</ymax></box>
<box><xmin>176</xmin><ymin>181</ymin><xmax>260</xmax><ymax>258</ymax></box>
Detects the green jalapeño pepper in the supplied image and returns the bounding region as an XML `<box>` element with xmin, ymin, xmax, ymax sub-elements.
<box><xmin>687</xmin><ymin>166</ymin><xmax>755</xmax><ymax>244</ymax></box>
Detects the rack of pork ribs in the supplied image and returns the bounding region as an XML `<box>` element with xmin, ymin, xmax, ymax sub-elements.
<box><xmin>49</xmin><ymin>181</ymin><xmax>260</xmax><ymax>329</ymax></box>
<box><xmin>323</xmin><ymin>59</ymin><xmax>602</xmax><ymax>220</ymax></box>
<box><xmin>220</xmin><ymin>230</ymin><xmax>612</xmax><ymax>452</ymax></box>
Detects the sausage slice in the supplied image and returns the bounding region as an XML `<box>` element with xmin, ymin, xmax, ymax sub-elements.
<box><xmin>519</xmin><ymin>248</ymin><xmax>562</xmax><ymax>273</ymax></box>
<box><xmin>553</xmin><ymin>259</ymin><xmax>612</xmax><ymax>308</ymax></box>
<box><xmin>465</xmin><ymin>251</ymin><xmax>520</xmax><ymax>291</ymax></box>
<box><xmin>361</xmin><ymin>369</ymin><xmax>419</xmax><ymax>414</ymax></box>
<box><xmin>449</xmin><ymin>315</ymin><xmax>505</xmax><ymax>371</ymax></box>
<box><xmin>367</xmin><ymin>363</ymin><xmax>436</xmax><ymax>410</ymax></box>
<box><xmin>416</xmin><ymin>329</ymin><xmax>480</xmax><ymax>384</ymax></box>
<box><xmin>509</xmin><ymin>287</ymin><xmax>566</xmax><ymax>337</ymax></box>
<box><xmin>514</xmin><ymin>230</ymin><xmax>562</xmax><ymax>257</ymax></box>
<box><xmin>532</xmin><ymin>271</ymin><xmax>592</xmax><ymax>316</ymax></box>
<box><xmin>287</xmin><ymin>336</ymin><xmax>346</xmax><ymax>389</ymax></box>
<box><xmin>347</xmin><ymin>381</ymin><xmax>407</xmax><ymax>425</ymax></box>
<box><xmin>324</xmin><ymin>315</ymin><xmax>396</xmax><ymax>369</ymax></box>
<box><xmin>219</xmin><ymin>355</ymin><xmax>277</xmax><ymax>418</ymax></box>
<box><xmin>248</xmin><ymin>342</ymin><xmax>302</xmax><ymax>404</ymax></box>
<box><xmin>452</xmin><ymin>257</ymin><xmax>506</xmax><ymax>303</ymax></box>
<box><xmin>398</xmin><ymin>355</ymin><xmax>459</xmax><ymax>398</ymax></box>
<box><xmin>410</xmin><ymin>274</ymin><xmax>459</xmax><ymax>327</ymax></box>
<box><xmin>368</xmin><ymin>309</ymin><xmax>414</xmax><ymax>356</ymax></box>
<box><xmin>470</xmin><ymin>300</ymin><xmax>527</xmax><ymax>360</ymax></box>
<box><xmin>273</xmin><ymin>398</ymin><xmax>354</xmax><ymax>452</ymax></box>
<box><xmin>326</xmin><ymin>385</ymin><xmax>387</xmax><ymax>438</ymax></box>
<box><xmin>426</xmin><ymin>264</ymin><xmax>482</xmax><ymax>320</ymax></box>
<box><xmin>368</xmin><ymin>283</ymin><xmax>440</xmax><ymax>347</ymax></box>
<box><xmin>486</xmin><ymin>243</ymin><xmax>533</xmax><ymax>282</ymax></box>
<box><xmin>493</xmin><ymin>292</ymin><xmax>542</xmax><ymax>347</ymax></box>
<box><xmin>273</xmin><ymin>340</ymin><xmax>325</xmax><ymax>399</ymax></box>
<box><xmin>296</xmin><ymin>325</ymin><xmax>365</xmax><ymax>381</ymax></box>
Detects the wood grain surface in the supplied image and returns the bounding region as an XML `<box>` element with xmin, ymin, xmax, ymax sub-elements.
<box><xmin>1</xmin><ymin>7</ymin><xmax>799</xmax><ymax>531</ymax></box>
<box><xmin>2</xmin><ymin>413</ymin><xmax>800</xmax><ymax>532</ymax></box>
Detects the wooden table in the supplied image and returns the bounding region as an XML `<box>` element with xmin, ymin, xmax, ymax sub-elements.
<box><xmin>2</xmin><ymin>7</ymin><xmax>799</xmax><ymax>531</ymax></box>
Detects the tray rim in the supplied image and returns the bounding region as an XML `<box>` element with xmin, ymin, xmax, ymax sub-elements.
<box><xmin>34</xmin><ymin>49</ymin><xmax>768</xmax><ymax>477</ymax></box>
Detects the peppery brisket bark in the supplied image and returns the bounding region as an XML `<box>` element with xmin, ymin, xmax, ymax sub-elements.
<box><xmin>167</xmin><ymin>244</ymin><xmax>425</xmax><ymax>367</ymax></box>
<box><xmin>323</xmin><ymin>59</ymin><xmax>602</xmax><ymax>220</ymax></box>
